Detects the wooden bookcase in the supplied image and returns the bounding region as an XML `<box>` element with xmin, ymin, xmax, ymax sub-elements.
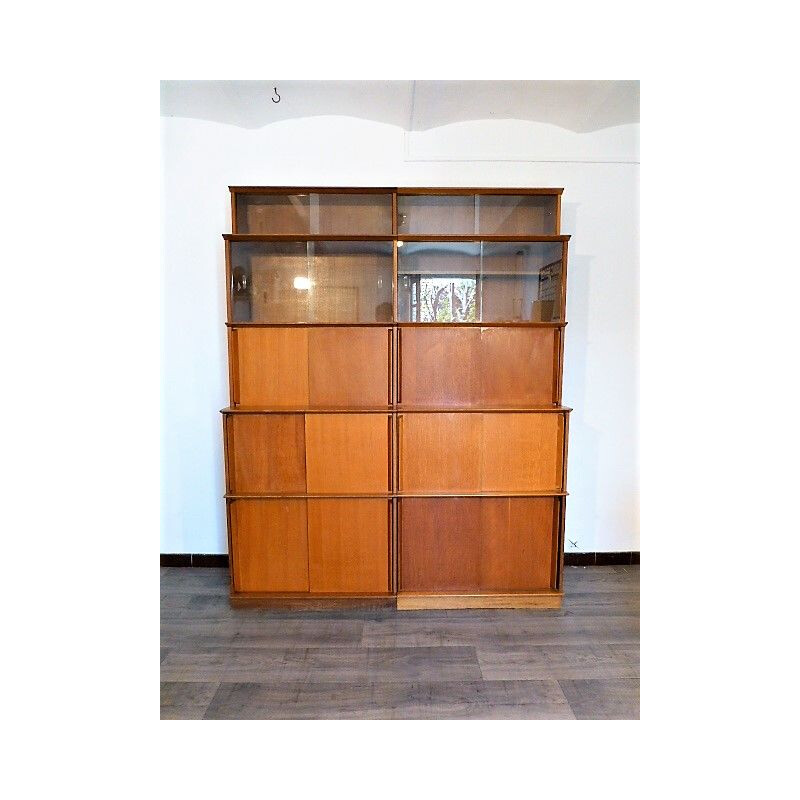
<box><xmin>222</xmin><ymin>187</ymin><xmax>571</xmax><ymax>609</ymax></box>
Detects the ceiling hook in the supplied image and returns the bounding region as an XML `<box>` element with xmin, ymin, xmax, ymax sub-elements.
<box><xmin>271</xmin><ymin>86</ymin><xmax>280</xmax><ymax>104</ymax></box>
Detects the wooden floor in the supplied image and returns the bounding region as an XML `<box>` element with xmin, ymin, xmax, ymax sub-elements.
<box><xmin>161</xmin><ymin>565</ymin><xmax>639</xmax><ymax>719</ymax></box>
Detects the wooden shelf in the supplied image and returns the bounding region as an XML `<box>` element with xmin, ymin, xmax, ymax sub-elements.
<box><xmin>226</xmin><ymin>493</ymin><xmax>395</xmax><ymax>499</ymax></box>
<box><xmin>223</xmin><ymin>233</ymin><xmax>570</xmax><ymax>242</ymax></box>
<box><xmin>223</xmin><ymin>233</ymin><xmax>394</xmax><ymax>242</ymax></box>
<box><xmin>221</xmin><ymin>406</ymin><xmax>572</xmax><ymax>414</ymax></box>
<box><xmin>226</xmin><ymin>321</ymin><xmax>568</xmax><ymax>327</ymax></box>
<box><xmin>226</xmin><ymin>492</ymin><xmax>568</xmax><ymax>499</ymax></box>
<box><xmin>396</xmin><ymin>187</ymin><xmax>564</xmax><ymax>195</ymax></box>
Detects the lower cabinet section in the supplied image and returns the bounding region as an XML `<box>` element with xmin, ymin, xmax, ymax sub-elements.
<box><xmin>399</xmin><ymin>497</ymin><xmax>559</xmax><ymax>593</ymax></box>
<box><xmin>230</xmin><ymin>498</ymin><xmax>390</xmax><ymax>595</ymax></box>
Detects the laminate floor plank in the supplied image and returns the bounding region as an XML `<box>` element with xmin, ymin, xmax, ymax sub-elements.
<box><xmin>203</xmin><ymin>680</ymin><xmax>574</xmax><ymax>720</ymax></box>
<box><xmin>558</xmin><ymin>678</ymin><xmax>640</xmax><ymax>720</ymax></box>
<box><xmin>476</xmin><ymin>643</ymin><xmax>639</xmax><ymax>680</ymax></box>
<box><xmin>161</xmin><ymin>681</ymin><xmax>220</xmax><ymax>720</ymax></box>
<box><xmin>360</xmin><ymin>616</ymin><xmax>639</xmax><ymax>648</ymax></box>
<box><xmin>160</xmin><ymin>566</ymin><xmax>640</xmax><ymax>720</ymax></box>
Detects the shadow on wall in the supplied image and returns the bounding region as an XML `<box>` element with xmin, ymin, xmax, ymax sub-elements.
<box><xmin>561</xmin><ymin>201</ymin><xmax>601</xmax><ymax>552</ymax></box>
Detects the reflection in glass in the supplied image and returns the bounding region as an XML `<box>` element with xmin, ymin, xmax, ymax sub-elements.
<box><xmin>397</xmin><ymin>195</ymin><xmax>475</xmax><ymax>235</ymax></box>
<box><xmin>236</xmin><ymin>193</ymin><xmax>392</xmax><ymax>235</ymax></box>
<box><xmin>230</xmin><ymin>241</ymin><xmax>393</xmax><ymax>323</ymax></box>
<box><xmin>478</xmin><ymin>195</ymin><xmax>558</xmax><ymax>235</ymax></box>
<box><xmin>397</xmin><ymin>241</ymin><xmax>562</xmax><ymax>323</ymax></box>
<box><xmin>397</xmin><ymin>194</ymin><xmax>559</xmax><ymax>236</ymax></box>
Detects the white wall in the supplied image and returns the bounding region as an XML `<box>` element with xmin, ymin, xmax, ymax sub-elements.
<box><xmin>160</xmin><ymin>114</ymin><xmax>639</xmax><ymax>554</ymax></box>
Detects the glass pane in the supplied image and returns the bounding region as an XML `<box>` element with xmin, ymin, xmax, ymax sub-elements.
<box><xmin>478</xmin><ymin>194</ymin><xmax>558</xmax><ymax>235</ymax></box>
<box><xmin>230</xmin><ymin>241</ymin><xmax>392</xmax><ymax>323</ymax></box>
<box><xmin>397</xmin><ymin>242</ymin><xmax>480</xmax><ymax>322</ymax></box>
<box><xmin>397</xmin><ymin>241</ymin><xmax>562</xmax><ymax>323</ymax></box>
<box><xmin>236</xmin><ymin>192</ymin><xmax>392</xmax><ymax>235</ymax></box>
<box><xmin>307</xmin><ymin>241</ymin><xmax>393</xmax><ymax>323</ymax></box>
<box><xmin>397</xmin><ymin>195</ymin><xmax>476</xmax><ymax>235</ymax></box>
<box><xmin>481</xmin><ymin>242</ymin><xmax>563</xmax><ymax>322</ymax></box>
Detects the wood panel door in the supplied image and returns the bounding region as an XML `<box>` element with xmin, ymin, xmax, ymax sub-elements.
<box><xmin>308</xmin><ymin>327</ymin><xmax>391</xmax><ymax>407</ymax></box>
<box><xmin>481</xmin><ymin>413</ymin><xmax>564</xmax><ymax>492</ymax></box>
<box><xmin>307</xmin><ymin>499</ymin><xmax>390</xmax><ymax>592</ymax></box>
<box><xmin>479</xmin><ymin>497</ymin><xmax>556</xmax><ymax>590</ymax></box>
<box><xmin>227</xmin><ymin>414</ymin><xmax>306</xmax><ymax>493</ymax></box>
<box><xmin>398</xmin><ymin>327</ymin><xmax>480</xmax><ymax>406</ymax></box>
<box><xmin>397</xmin><ymin>327</ymin><xmax>558</xmax><ymax>407</ymax></box>
<box><xmin>230</xmin><ymin>499</ymin><xmax>309</xmax><ymax>592</ymax></box>
<box><xmin>304</xmin><ymin>413</ymin><xmax>391</xmax><ymax>493</ymax></box>
<box><xmin>234</xmin><ymin>328</ymin><xmax>309</xmax><ymax>406</ymax></box>
<box><xmin>479</xmin><ymin>327</ymin><xmax>558</xmax><ymax>406</ymax></box>
<box><xmin>399</xmin><ymin>497</ymin><xmax>557</xmax><ymax>593</ymax></box>
<box><xmin>397</xmin><ymin>413</ymin><xmax>481</xmax><ymax>492</ymax></box>
<box><xmin>399</xmin><ymin>498</ymin><xmax>482</xmax><ymax>591</ymax></box>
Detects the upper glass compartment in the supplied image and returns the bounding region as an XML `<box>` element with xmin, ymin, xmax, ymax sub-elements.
<box><xmin>397</xmin><ymin>241</ymin><xmax>564</xmax><ymax>323</ymax></box>
<box><xmin>397</xmin><ymin>193</ymin><xmax>559</xmax><ymax>236</ymax></box>
<box><xmin>230</xmin><ymin>240</ymin><xmax>393</xmax><ymax>323</ymax></box>
<box><xmin>234</xmin><ymin>191</ymin><xmax>393</xmax><ymax>235</ymax></box>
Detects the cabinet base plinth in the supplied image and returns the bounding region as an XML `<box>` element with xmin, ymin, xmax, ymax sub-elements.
<box><xmin>396</xmin><ymin>592</ymin><xmax>563</xmax><ymax>610</ymax></box>
<box><xmin>229</xmin><ymin>592</ymin><xmax>395</xmax><ymax>610</ymax></box>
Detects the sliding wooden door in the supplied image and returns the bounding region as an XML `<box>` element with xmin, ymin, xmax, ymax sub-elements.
<box><xmin>305</xmin><ymin>413</ymin><xmax>391</xmax><ymax>493</ymax></box>
<box><xmin>226</xmin><ymin>414</ymin><xmax>306</xmax><ymax>493</ymax></box>
<box><xmin>397</xmin><ymin>413</ymin><xmax>481</xmax><ymax>492</ymax></box>
<box><xmin>233</xmin><ymin>328</ymin><xmax>309</xmax><ymax>406</ymax></box>
<box><xmin>307</xmin><ymin>327</ymin><xmax>391</xmax><ymax>407</ymax></box>
<box><xmin>398</xmin><ymin>327</ymin><xmax>480</xmax><ymax>406</ymax></box>
<box><xmin>479</xmin><ymin>327</ymin><xmax>558</xmax><ymax>406</ymax></box>
<box><xmin>230</xmin><ymin>499</ymin><xmax>309</xmax><ymax>592</ymax></box>
<box><xmin>307</xmin><ymin>499</ymin><xmax>390</xmax><ymax>592</ymax></box>
<box><xmin>398</xmin><ymin>326</ymin><xmax>558</xmax><ymax>407</ymax></box>
<box><xmin>481</xmin><ymin>413</ymin><xmax>564</xmax><ymax>492</ymax></box>
<box><xmin>399</xmin><ymin>497</ymin><xmax>557</xmax><ymax>592</ymax></box>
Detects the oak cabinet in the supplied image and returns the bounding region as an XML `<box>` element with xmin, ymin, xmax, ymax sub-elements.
<box><xmin>399</xmin><ymin>497</ymin><xmax>558</xmax><ymax>592</ymax></box>
<box><xmin>222</xmin><ymin>187</ymin><xmax>570</xmax><ymax>609</ymax></box>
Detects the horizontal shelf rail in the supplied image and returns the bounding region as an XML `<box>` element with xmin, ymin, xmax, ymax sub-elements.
<box><xmin>226</xmin><ymin>321</ymin><xmax>568</xmax><ymax>328</ymax></box>
<box><xmin>222</xmin><ymin>406</ymin><xmax>571</xmax><ymax>414</ymax></box>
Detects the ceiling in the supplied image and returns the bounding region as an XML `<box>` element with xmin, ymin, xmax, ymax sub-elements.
<box><xmin>160</xmin><ymin>80</ymin><xmax>639</xmax><ymax>133</ymax></box>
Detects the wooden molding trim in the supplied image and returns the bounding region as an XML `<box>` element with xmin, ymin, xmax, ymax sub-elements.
<box><xmin>396</xmin><ymin>592</ymin><xmax>563</xmax><ymax>610</ymax></box>
<box><xmin>229</xmin><ymin>592</ymin><xmax>395</xmax><ymax>610</ymax></box>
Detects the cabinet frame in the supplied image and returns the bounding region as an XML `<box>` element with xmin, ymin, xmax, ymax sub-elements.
<box><xmin>222</xmin><ymin>187</ymin><xmax>572</xmax><ymax>609</ymax></box>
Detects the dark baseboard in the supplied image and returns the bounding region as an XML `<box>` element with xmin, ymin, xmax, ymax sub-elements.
<box><xmin>161</xmin><ymin>554</ymin><xmax>230</xmax><ymax>568</ymax></box>
<box><xmin>162</xmin><ymin>552</ymin><xmax>639</xmax><ymax>568</ymax></box>
<box><xmin>565</xmin><ymin>551</ymin><xmax>639</xmax><ymax>566</ymax></box>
